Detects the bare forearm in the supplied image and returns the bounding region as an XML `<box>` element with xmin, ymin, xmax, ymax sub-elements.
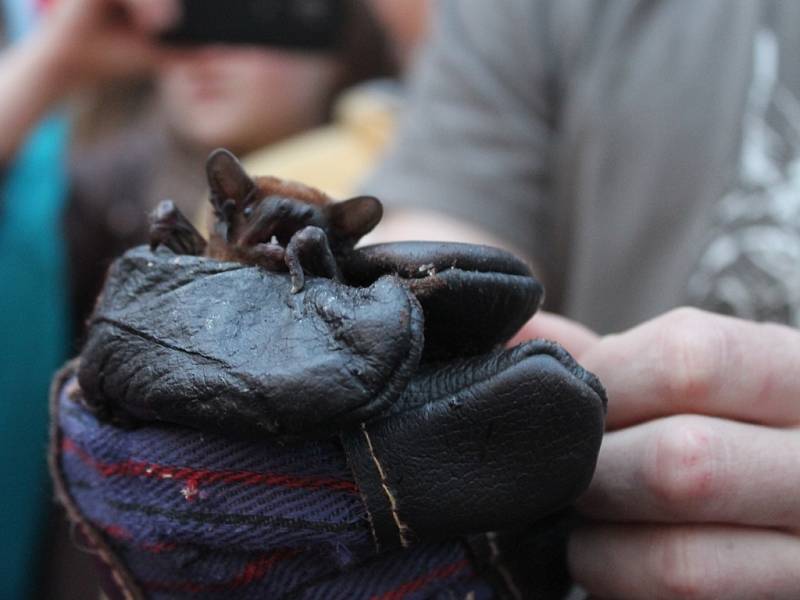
<box><xmin>369</xmin><ymin>208</ymin><xmax>513</xmax><ymax>251</ymax></box>
<box><xmin>0</xmin><ymin>30</ymin><xmax>71</xmax><ymax>163</ymax></box>
<box><xmin>366</xmin><ymin>207</ymin><xmax>542</xmax><ymax>275</ymax></box>
<box><xmin>0</xmin><ymin>0</ymin><xmax>179</xmax><ymax>164</ymax></box>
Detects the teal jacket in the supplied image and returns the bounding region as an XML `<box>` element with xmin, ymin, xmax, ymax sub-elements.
<box><xmin>0</xmin><ymin>98</ymin><xmax>71</xmax><ymax>600</ymax></box>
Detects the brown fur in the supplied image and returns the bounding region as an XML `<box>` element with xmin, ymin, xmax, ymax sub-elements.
<box><xmin>206</xmin><ymin>174</ymin><xmax>334</xmax><ymax>265</ymax></box>
<box><xmin>251</xmin><ymin>176</ymin><xmax>332</xmax><ymax>208</ymax></box>
<box><xmin>152</xmin><ymin>149</ymin><xmax>381</xmax><ymax>278</ymax></box>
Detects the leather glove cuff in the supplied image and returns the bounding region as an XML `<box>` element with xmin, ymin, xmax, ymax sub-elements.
<box><xmin>341</xmin><ymin>341</ymin><xmax>606</xmax><ymax>554</ymax></box>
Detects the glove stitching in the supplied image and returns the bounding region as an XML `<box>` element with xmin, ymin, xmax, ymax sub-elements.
<box><xmin>486</xmin><ymin>532</ymin><xmax>524</xmax><ymax>600</ymax></box>
<box><xmin>360</xmin><ymin>423</ymin><xmax>411</xmax><ymax>548</ymax></box>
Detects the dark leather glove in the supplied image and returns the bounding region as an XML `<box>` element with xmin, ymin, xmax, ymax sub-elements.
<box><xmin>74</xmin><ymin>240</ymin><xmax>605</xmax><ymax>596</ymax></box>
<box><xmin>342</xmin><ymin>341</ymin><xmax>604</xmax><ymax>553</ymax></box>
<box><xmin>80</xmin><ymin>239</ymin><xmax>608</xmax><ymax>520</ymax></box>
<box><xmin>78</xmin><ymin>246</ymin><xmax>427</xmax><ymax>438</ymax></box>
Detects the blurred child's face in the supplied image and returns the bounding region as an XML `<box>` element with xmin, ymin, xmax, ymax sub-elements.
<box><xmin>159</xmin><ymin>46</ymin><xmax>339</xmax><ymax>154</ymax></box>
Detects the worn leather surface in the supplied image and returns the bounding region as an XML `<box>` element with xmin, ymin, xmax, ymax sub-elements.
<box><xmin>78</xmin><ymin>246</ymin><xmax>425</xmax><ymax>438</ymax></box>
<box><xmin>77</xmin><ymin>239</ymin><xmax>607</xmax><ymax>594</ymax></box>
<box><xmin>340</xmin><ymin>341</ymin><xmax>606</xmax><ymax>552</ymax></box>
<box><xmin>343</xmin><ymin>242</ymin><xmax>544</xmax><ymax>360</ymax></box>
<box><xmin>466</xmin><ymin>513</ymin><xmax>576</xmax><ymax>600</ymax></box>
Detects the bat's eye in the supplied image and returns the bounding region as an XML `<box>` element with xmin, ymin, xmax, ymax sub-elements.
<box><xmin>243</xmin><ymin>206</ymin><xmax>253</xmax><ymax>217</ymax></box>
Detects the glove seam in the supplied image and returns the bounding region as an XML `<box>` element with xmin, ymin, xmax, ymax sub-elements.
<box><xmin>359</xmin><ymin>423</ymin><xmax>412</xmax><ymax>548</ymax></box>
<box><xmin>485</xmin><ymin>531</ymin><xmax>524</xmax><ymax>600</ymax></box>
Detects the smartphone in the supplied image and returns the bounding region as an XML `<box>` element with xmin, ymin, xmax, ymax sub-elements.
<box><xmin>160</xmin><ymin>0</ymin><xmax>347</xmax><ymax>51</ymax></box>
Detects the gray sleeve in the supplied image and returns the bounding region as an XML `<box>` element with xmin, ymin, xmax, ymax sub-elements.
<box><xmin>363</xmin><ymin>0</ymin><xmax>559</xmax><ymax>267</ymax></box>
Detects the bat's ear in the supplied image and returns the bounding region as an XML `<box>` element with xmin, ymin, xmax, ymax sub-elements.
<box><xmin>326</xmin><ymin>196</ymin><xmax>383</xmax><ymax>242</ymax></box>
<box><xmin>206</xmin><ymin>148</ymin><xmax>255</xmax><ymax>202</ymax></box>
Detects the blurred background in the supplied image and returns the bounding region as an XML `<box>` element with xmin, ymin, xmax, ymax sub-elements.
<box><xmin>8</xmin><ymin>1</ymin><xmax>800</xmax><ymax>598</ymax></box>
<box><xmin>0</xmin><ymin>0</ymin><xmax>429</xmax><ymax>597</ymax></box>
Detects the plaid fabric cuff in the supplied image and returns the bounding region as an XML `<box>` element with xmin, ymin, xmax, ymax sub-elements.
<box><xmin>49</xmin><ymin>362</ymin><xmax>493</xmax><ymax>599</ymax></box>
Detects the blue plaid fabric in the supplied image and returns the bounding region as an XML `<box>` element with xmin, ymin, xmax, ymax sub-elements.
<box><xmin>52</xmin><ymin>374</ymin><xmax>496</xmax><ymax>599</ymax></box>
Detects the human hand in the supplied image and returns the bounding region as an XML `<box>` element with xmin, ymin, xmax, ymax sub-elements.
<box><xmin>509</xmin><ymin>310</ymin><xmax>599</xmax><ymax>358</ymax></box>
<box><xmin>34</xmin><ymin>0</ymin><xmax>181</xmax><ymax>87</ymax></box>
<box><xmin>518</xmin><ymin>307</ymin><xmax>800</xmax><ymax>599</ymax></box>
<box><xmin>0</xmin><ymin>0</ymin><xmax>181</xmax><ymax>161</ymax></box>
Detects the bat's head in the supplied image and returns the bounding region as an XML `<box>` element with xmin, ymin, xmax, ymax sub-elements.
<box><xmin>206</xmin><ymin>149</ymin><xmax>382</xmax><ymax>256</ymax></box>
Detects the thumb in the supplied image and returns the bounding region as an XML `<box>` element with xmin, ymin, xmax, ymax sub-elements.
<box><xmin>121</xmin><ymin>0</ymin><xmax>182</xmax><ymax>33</ymax></box>
<box><xmin>508</xmin><ymin>311</ymin><xmax>600</xmax><ymax>359</ymax></box>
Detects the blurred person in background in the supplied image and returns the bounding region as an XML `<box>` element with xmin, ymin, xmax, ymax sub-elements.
<box><xmin>242</xmin><ymin>0</ymin><xmax>430</xmax><ymax>199</ymax></box>
<box><xmin>0</xmin><ymin>2</ymin><xmax>172</xmax><ymax>596</ymax></box>
<box><xmin>367</xmin><ymin>1</ymin><xmax>800</xmax><ymax>597</ymax></box>
<box><xmin>67</xmin><ymin>0</ymin><xmax>395</xmax><ymax>333</ymax></box>
<box><xmin>0</xmin><ymin>0</ymin><xmax>395</xmax><ymax>596</ymax></box>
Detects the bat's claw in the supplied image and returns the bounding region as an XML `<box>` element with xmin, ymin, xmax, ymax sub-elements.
<box><xmin>290</xmin><ymin>269</ymin><xmax>305</xmax><ymax>294</ymax></box>
<box><xmin>149</xmin><ymin>200</ymin><xmax>207</xmax><ymax>256</ymax></box>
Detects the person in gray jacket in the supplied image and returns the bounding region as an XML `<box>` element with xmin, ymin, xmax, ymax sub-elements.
<box><xmin>366</xmin><ymin>1</ymin><xmax>800</xmax><ymax>597</ymax></box>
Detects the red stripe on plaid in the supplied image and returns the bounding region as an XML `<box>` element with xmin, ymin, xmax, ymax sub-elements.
<box><xmin>62</xmin><ymin>436</ymin><xmax>358</xmax><ymax>494</ymax></box>
<box><xmin>371</xmin><ymin>559</ymin><xmax>472</xmax><ymax>600</ymax></box>
<box><xmin>102</xmin><ymin>524</ymin><xmax>178</xmax><ymax>554</ymax></box>
<box><xmin>143</xmin><ymin>548</ymin><xmax>301</xmax><ymax>593</ymax></box>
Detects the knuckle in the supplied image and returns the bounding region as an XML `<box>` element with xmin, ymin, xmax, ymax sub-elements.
<box><xmin>306</xmin><ymin>226</ymin><xmax>325</xmax><ymax>239</ymax></box>
<box><xmin>652</xmin><ymin>529</ymin><xmax>721</xmax><ymax>600</ymax></box>
<box><xmin>645</xmin><ymin>417</ymin><xmax>723</xmax><ymax>510</ymax></box>
<box><xmin>296</xmin><ymin>226</ymin><xmax>317</xmax><ymax>240</ymax></box>
<box><xmin>653</xmin><ymin>308</ymin><xmax>726</xmax><ymax>407</ymax></box>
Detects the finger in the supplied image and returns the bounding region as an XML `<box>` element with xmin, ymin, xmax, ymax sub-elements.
<box><xmin>576</xmin><ymin>415</ymin><xmax>800</xmax><ymax>528</ymax></box>
<box><xmin>80</xmin><ymin>33</ymin><xmax>166</xmax><ymax>78</ymax></box>
<box><xmin>508</xmin><ymin>311</ymin><xmax>599</xmax><ymax>358</ymax></box>
<box><xmin>580</xmin><ymin>307</ymin><xmax>800</xmax><ymax>429</ymax></box>
<box><xmin>120</xmin><ymin>0</ymin><xmax>181</xmax><ymax>32</ymax></box>
<box><xmin>569</xmin><ymin>524</ymin><xmax>800</xmax><ymax>600</ymax></box>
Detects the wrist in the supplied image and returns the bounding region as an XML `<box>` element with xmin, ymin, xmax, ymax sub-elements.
<box><xmin>25</xmin><ymin>24</ymin><xmax>81</xmax><ymax>101</ymax></box>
